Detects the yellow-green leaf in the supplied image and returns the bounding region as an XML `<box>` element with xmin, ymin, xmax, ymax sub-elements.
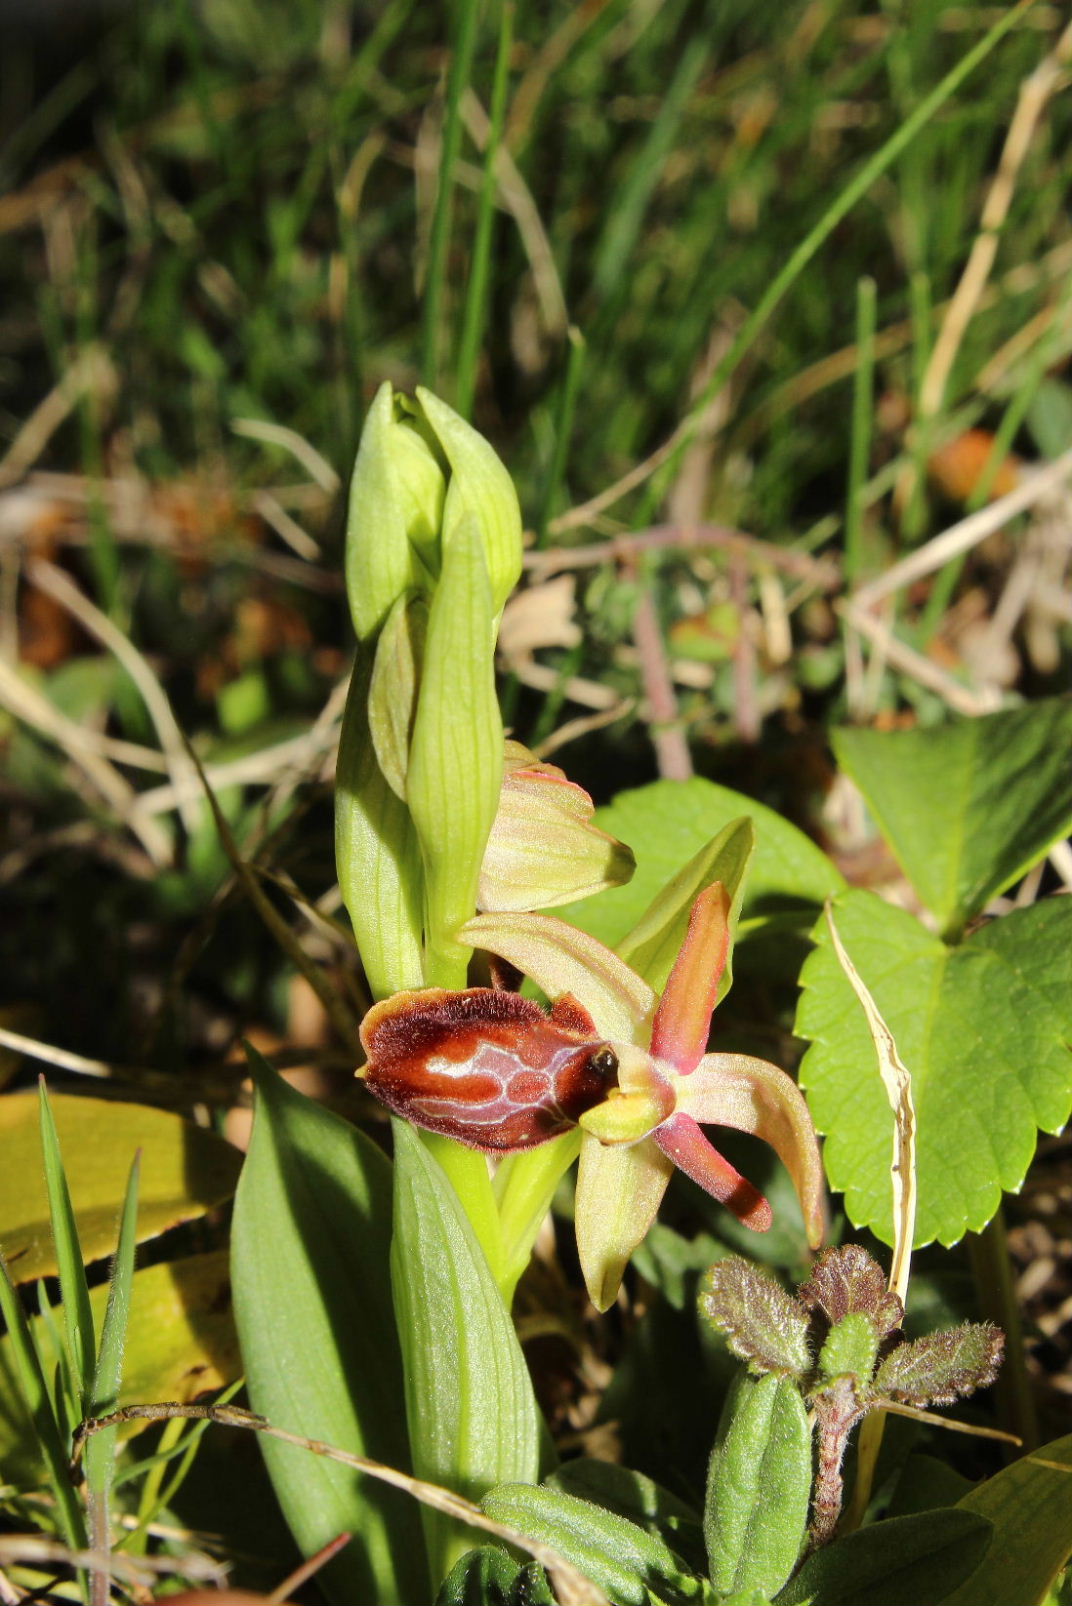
<box><xmin>0</xmin><ymin>1093</ymin><xmax>240</xmax><ymax>1282</ymax></box>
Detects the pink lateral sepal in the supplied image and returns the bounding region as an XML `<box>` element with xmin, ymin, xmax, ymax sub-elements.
<box><xmin>649</xmin><ymin>883</ymin><xmax>730</xmax><ymax>1073</ymax></box>
<box><xmin>653</xmin><ymin>1111</ymin><xmax>772</xmax><ymax>1232</ymax></box>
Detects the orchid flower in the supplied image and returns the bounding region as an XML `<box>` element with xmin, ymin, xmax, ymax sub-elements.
<box><xmin>361</xmin><ymin>881</ymin><xmax>825</xmax><ymax>1311</ymax></box>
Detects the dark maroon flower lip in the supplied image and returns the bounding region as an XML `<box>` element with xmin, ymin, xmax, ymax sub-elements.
<box><xmin>359</xmin><ymin>986</ymin><xmax>620</xmax><ymax>1152</ymax></box>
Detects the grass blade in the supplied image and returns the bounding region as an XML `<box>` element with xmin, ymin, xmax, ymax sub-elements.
<box><xmin>456</xmin><ymin>2</ymin><xmax>514</xmax><ymax>419</ymax></box>
<box><xmin>420</xmin><ymin>0</ymin><xmax>482</xmax><ymax>389</ymax></box>
<box><xmin>37</xmin><ymin>1079</ymin><xmax>96</xmax><ymax>1408</ymax></box>
<box><xmin>0</xmin><ymin>1251</ymin><xmax>88</xmax><ymax>1554</ymax></box>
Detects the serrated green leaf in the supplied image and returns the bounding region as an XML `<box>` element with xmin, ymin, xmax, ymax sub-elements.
<box><xmin>482</xmin><ymin>1482</ymin><xmax>712</xmax><ymax>1606</ymax></box>
<box><xmin>796</xmin><ymin>892</ymin><xmax>1072</xmax><ymax>1246</ymax></box>
<box><xmin>699</xmin><ymin>1258</ymin><xmax>810</xmax><ymax>1377</ymax></box>
<box><xmin>875</xmin><ymin>1323</ymin><xmax>1003</xmax><ymax>1406</ymax></box>
<box><xmin>618</xmin><ymin>818</ymin><xmax>753</xmax><ymax>998</ymax></box>
<box><xmin>775</xmin><ymin>1508</ymin><xmax>993</xmax><ymax>1605</ymax></box>
<box><xmin>0</xmin><ymin>1091</ymin><xmax>241</xmax><ymax>1284</ymax></box>
<box><xmin>833</xmin><ymin>700</ymin><xmax>1072</xmax><ymax>936</ymax></box>
<box><xmin>554</xmin><ymin>779</ymin><xmax>843</xmax><ymax>952</ymax></box>
<box><xmin>231</xmin><ymin>1052</ymin><xmax>425</xmax><ymax>1606</ymax></box>
<box><xmin>817</xmin><ymin>1312</ymin><xmax>878</xmax><ymax>1386</ymax></box>
<box><xmin>704</xmin><ymin>1372</ymin><xmax>811</xmax><ymax>1598</ymax></box>
<box><xmin>391</xmin><ymin>1121</ymin><xmax>540</xmax><ymax>1584</ymax></box>
<box><xmin>942</xmin><ymin>1433</ymin><xmax>1072</xmax><ymax>1606</ymax></box>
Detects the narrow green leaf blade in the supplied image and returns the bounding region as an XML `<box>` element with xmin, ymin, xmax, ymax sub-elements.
<box><xmin>797</xmin><ymin>892</ymin><xmax>1072</xmax><ymax>1247</ymax></box>
<box><xmin>775</xmin><ymin>1508</ymin><xmax>992</xmax><ymax>1606</ymax></box>
<box><xmin>942</xmin><ymin>1433</ymin><xmax>1072</xmax><ymax>1606</ymax></box>
<box><xmin>37</xmin><ymin>1081</ymin><xmax>96</xmax><ymax>1406</ymax></box>
<box><xmin>0</xmin><ymin>1253</ymin><xmax>87</xmax><ymax>1550</ymax></box>
<box><xmin>391</xmin><ymin>1121</ymin><xmax>540</xmax><ymax>1582</ymax></box>
<box><xmin>83</xmin><ymin>1152</ymin><xmax>140</xmax><ymax>1503</ymax></box>
<box><xmin>482</xmin><ymin>1482</ymin><xmax>712</xmax><ymax>1606</ymax></box>
<box><xmin>231</xmin><ymin>1050</ymin><xmax>426</xmax><ymax>1606</ymax></box>
<box><xmin>833</xmin><ymin>699</ymin><xmax>1072</xmax><ymax>934</ymax></box>
<box><xmin>704</xmin><ymin>1372</ymin><xmax>811</xmax><ymax>1598</ymax></box>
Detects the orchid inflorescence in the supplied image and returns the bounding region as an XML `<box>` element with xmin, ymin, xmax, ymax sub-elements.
<box><xmin>338</xmin><ymin>383</ymin><xmax>825</xmax><ymax>1308</ymax></box>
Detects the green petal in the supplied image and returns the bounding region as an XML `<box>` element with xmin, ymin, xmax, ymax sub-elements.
<box><xmin>416</xmin><ymin>388</ymin><xmax>522</xmax><ymax>615</ymax></box>
<box><xmin>460</xmin><ymin>911</ymin><xmax>655</xmax><ymax>1042</ymax></box>
<box><xmin>574</xmin><ymin>1134</ymin><xmax>674</xmax><ymax>1311</ymax></box>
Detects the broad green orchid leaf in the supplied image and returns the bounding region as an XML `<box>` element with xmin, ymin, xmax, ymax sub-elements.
<box><xmin>462</xmin><ymin>912</ymin><xmax>655</xmax><ymax>1043</ymax></box>
<box><xmin>574</xmin><ymin>1135</ymin><xmax>675</xmax><ymax>1312</ymax></box>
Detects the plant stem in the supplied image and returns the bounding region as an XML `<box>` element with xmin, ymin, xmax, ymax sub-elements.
<box><xmin>968</xmin><ymin>1208</ymin><xmax>1037</xmax><ymax>1451</ymax></box>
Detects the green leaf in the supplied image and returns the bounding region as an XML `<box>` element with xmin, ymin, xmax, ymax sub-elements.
<box><xmin>83</xmin><ymin>1152</ymin><xmax>140</xmax><ymax>1509</ymax></box>
<box><xmin>546</xmin><ymin>1460</ymin><xmax>706</xmax><ymax>1577</ymax></box>
<box><xmin>36</xmin><ymin>1082</ymin><xmax>96</xmax><ymax>1405</ymax></box>
<box><xmin>0</xmin><ymin>1251</ymin><xmax>239</xmax><ymax>1489</ymax></box>
<box><xmin>699</xmin><ymin>1257</ymin><xmax>811</xmax><ymax>1378</ymax></box>
<box><xmin>231</xmin><ymin>1051</ymin><xmax>426</xmax><ymax>1606</ymax></box>
<box><xmin>435</xmin><ymin>1545</ymin><xmax>554</xmax><ymax>1606</ymax></box>
<box><xmin>704</xmin><ymin>1372</ymin><xmax>811</xmax><ymax>1598</ymax></box>
<box><xmin>554</xmin><ymin>778</ymin><xmax>843</xmax><ymax>953</ymax></box>
<box><xmin>833</xmin><ymin>700</ymin><xmax>1072</xmax><ymax>936</ymax></box>
<box><xmin>942</xmin><ymin>1434</ymin><xmax>1072</xmax><ymax>1606</ymax></box>
<box><xmin>335</xmin><ymin>648</ymin><xmax>425</xmax><ymax>999</ymax></box>
<box><xmin>391</xmin><ymin>1121</ymin><xmax>539</xmax><ymax>1583</ymax></box>
<box><xmin>618</xmin><ymin>817</ymin><xmax>754</xmax><ymax>997</ymax></box>
<box><xmin>0</xmin><ymin>1091</ymin><xmax>241</xmax><ymax>1283</ymax></box>
<box><xmin>797</xmin><ymin>891</ymin><xmax>1072</xmax><ymax>1246</ymax></box>
<box><xmin>482</xmin><ymin>1482</ymin><xmax>713</xmax><ymax>1606</ymax></box>
<box><xmin>775</xmin><ymin>1508</ymin><xmax>993</xmax><ymax>1605</ymax></box>
<box><xmin>0</xmin><ymin>1251</ymin><xmax>87</xmax><ymax>1551</ymax></box>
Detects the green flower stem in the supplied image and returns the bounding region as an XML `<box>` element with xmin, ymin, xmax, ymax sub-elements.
<box><xmin>422</xmin><ymin>1132</ymin><xmax>505</xmax><ymax>1288</ymax></box>
<box><xmin>494</xmin><ymin>1131</ymin><xmax>583</xmax><ymax>1304</ymax></box>
<box><xmin>968</xmin><ymin>1208</ymin><xmax>1037</xmax><ymax>1451</ymax></box>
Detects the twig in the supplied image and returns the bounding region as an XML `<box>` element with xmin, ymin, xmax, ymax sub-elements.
<box><xmin>27</xmin><ymin>557</ymin><xmax>201</xmax><ymax>836</ymax></box>
<box><xmin>0</xmin><ymin>656</ymin><xmax>171</xmax><ymax>863</ymax></box>
<box><xmin>836</xmin><ymin>599</ymin><xmax>1002</xmax><ymax>716</ymax></box>
<box><xmin>0</xmin><ymin>1025</ymin><xmax>113</xmax><ymax>1080</ymax></box>
<box><xmin>527</xmin><ymin>522</ymin><xmax>840</xmax><ymax>590</ymax></box>
<box><xmin>629</xmin><ymin>569</ymin><xmax>692</xmax><ymax>779</ymax></box>
<box><xmin>72</xmin><ymin>1403</ymin><xmax>609</xmax><ymax>1606</ymax></box>
<box><xmin>230</xmin><ymin>418</ymin><xmax>341</xmax><ymax>494</ymax></box>
<box><xmin>920</xmin><ymin>18</ymin><xmax>1072</xmax><ymax>422</ymax></box>
<box><xmin>853</xmin><ymin>445</ymin><xmax>1072</xmax><ymax>610</ymax></box>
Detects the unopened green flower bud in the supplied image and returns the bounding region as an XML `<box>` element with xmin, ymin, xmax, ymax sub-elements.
<box><xmin>346</xmin><ymin>382</ymin><xmax>446</xmax><ymax>640</ymax></box>
<box><xmin>477</xmin><ymin>742</ymin><xmax>635</xmax><ymax>912</ymax></box>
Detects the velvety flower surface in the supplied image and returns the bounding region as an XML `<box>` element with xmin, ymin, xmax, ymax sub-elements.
<box><xmin>360</xmin><ymin>881</ymin><xmax>825</xmax><ymax>1310</ymax></box>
